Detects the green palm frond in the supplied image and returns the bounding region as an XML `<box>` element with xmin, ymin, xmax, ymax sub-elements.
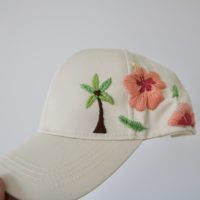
<box><xmin>172</xmin><ymin>84</ymin><xmax>179</xmax><ymax>98</ymax></box>
<box><xmin>92</xmin><ymin>74</ymin><xmax>99</xmax><ymax>90</ymax></box>
<box><xmin>81</xmin><ymin>74</ymin><xmax>114</xmax><ymax>108</ymax></box>
<box><xmin>100</xmin><ymin>78</ymin><xmax>112</xmax><ymax>92</ymax></box>
<box><xmin>80</xmin><ymin>83</ymin><xmax>95</xmax><ymax>94</ymax></box>
<box><xmin>99</xmin><ymin>92</ymin><xmax>114</xmax><ymax>105</ymax></box>
<box><xmin>86</xmin><ymin>95</ymin><xmax>97</xmax><ymax>108</ymax></box>
<box><xmin>119</xmin><ymin>115</ymin><xmax>146</xmax><ymax>132</ymax></box>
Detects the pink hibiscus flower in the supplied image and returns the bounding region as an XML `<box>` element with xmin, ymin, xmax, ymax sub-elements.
<box><xmin>168</xmin><ymin>103</ymin><xmax>195</xmax><ymax>127</ymax></box>
<box><xmin>123</xmin><ymin>67</ymin><xmax>166</xmax><ymax>111</ymax></box>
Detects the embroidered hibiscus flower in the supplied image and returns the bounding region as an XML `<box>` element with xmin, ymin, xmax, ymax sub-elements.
<box><xmin>123</xmin><ymin>67</ymin><xmax>166</xmax><ymax>111</ymax></box>
<box><xmin>168</xmin><ymin>103</ymin><xmax>195</xmax><ymax>127</ymax></box>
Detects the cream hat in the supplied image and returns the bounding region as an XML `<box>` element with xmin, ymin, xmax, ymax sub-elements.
<box><xmin>0</xmin><ymin>49</ymin><xmax>196</xmax><ymax>200</ymax></box>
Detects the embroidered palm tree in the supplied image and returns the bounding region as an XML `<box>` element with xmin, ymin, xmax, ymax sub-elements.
<box><xmin>81</xmin><ymin>73</ymin><xmax>114</xmax><ymax>134</ymax></box>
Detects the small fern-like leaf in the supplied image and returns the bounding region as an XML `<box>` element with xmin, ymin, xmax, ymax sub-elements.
<box><xmin>118</xmin><ymin>115</ymin><xmax>146</xmax><ymax>132</ymax></box>
<box><xmin>172</xmin><ymin>84</ymin><xmax>179</xmax><ymax>98</ymax></box>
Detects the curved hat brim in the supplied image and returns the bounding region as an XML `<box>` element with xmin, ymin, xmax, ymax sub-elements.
<box><xmin>0</xmin><ymin>133</ymin><xmax>143</xmax><ymax>200</ymax></box>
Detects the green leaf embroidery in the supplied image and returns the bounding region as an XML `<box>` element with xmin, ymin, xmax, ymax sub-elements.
<box><xmin>86</xmin><ymin>95</ymin><xmax>97</xmax><ymax>108</ymax></box>
<box><xmin>92</xmin><ymin>73</ymin><xmax>99</xmax><ymax>90</ymax></box>
<box><xmin>80</xmin><ymin>84</ymin><xmax>95</xmax><ymax>94</ymax></box>
<box><xmin>118</xmin><ymin>115</ymin><xmax>146</xmax><ymax>132</ymax></box>
<box><xmin>100</xmin><ymin>78</ymin><xmax>112</xmax><ymax>92</ymax></box>
<box><xmin>172</xmin><ymin>84</ymin><xmax>179</xmax><ymax>98</ymax></box>
<box><xmin>99</xmin><ymin>92</ymin><xmax>114</xmax><ymax>105</ymax></box>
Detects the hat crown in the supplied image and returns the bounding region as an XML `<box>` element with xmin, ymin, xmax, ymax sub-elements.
<box><xmin>39</xmin><ymin>49</ymin><xmax>195</xmax><ymax>140</ymax></box>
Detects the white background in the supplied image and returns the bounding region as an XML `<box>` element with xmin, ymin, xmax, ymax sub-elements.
<box><xmin>0</xmin><ymin>0</ymin><xmax>199</xmax><ymax>199</ymax></box>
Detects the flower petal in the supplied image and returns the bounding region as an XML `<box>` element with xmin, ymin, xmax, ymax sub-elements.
<box><xmin>129</xmin><ymin>92</ymin><xmax>148</xmax><ymax>111</ymax></box>
<box><xmin>178</xmin><ymin>103</ymin><xmax>191</xmax><ymax>114</ymax></box>
<box><xmin>168</xmin><ymin>111</ymin><xmax>183</xmax><ymax>126</ymax></box>
<box><xmin>123</xmin><ymin>74</ymin><xmax>140</xmax><ymax>96</ymax></box>
<box><xmin>168</xmin><ymin>103</ymin><xmax>195</xmax><ymax>127</ymax></box>
<box><xmin>147</xmin><ymin>72</ymin><xmax>166</xmax><ymax>89</ymax></box>
<box><xmin>134</xmin><ymin>67</ymin><xmax>147</xmax><ymax>77</ymax></box>
<box><xmin>146</xmin><ymin>88</ymin><xmax>164</xmax><ymax>110</ymax></box>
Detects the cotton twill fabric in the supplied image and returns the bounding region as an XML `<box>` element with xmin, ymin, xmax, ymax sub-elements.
<box><xmin>39</xmin><ymin>49</ymin><xmax>196</xmax><ymax>140</ymax></box>
<box><xmin>0</xmin><ymin>133</ymin><xmax>142</xmax><ymax>200</ymax></box>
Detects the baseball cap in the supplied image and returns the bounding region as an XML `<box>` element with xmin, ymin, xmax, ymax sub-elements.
<box><xmin>0</xmin><ymin>49</ymin><xmax>196</xmax><ymax>200</ymax></box>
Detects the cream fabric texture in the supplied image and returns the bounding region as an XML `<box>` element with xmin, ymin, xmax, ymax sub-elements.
<box><xmin>39</xmin><ymin>49</ymin><xmax>195</xmax><ymax>139</ymax></box>
<box><xmin>0</xmin><ymin>134</ymin><xmax>142</xmax><ymax>200</ymax></box>
<box><xmin>0</xmin><ymin>49</ymin><xmax>196</xmax><ymax>200</ymax></box>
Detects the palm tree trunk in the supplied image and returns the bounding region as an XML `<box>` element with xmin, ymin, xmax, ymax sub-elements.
<box><xmin>93</xmin><ymin>97</ymin><xmax>107</xmax><ymax>133</ymax></box>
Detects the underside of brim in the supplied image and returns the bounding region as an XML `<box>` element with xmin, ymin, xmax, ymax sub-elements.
<box><xmin>0</xmin><ymin>133</ymin><xmax>142</xmax><ymax>200</ymax></box>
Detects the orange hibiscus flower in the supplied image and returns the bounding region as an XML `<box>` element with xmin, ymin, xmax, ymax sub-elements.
<box><xmin>123</xmin><ymin>67</ymin><xmax>166</xmax><ymax>111</ymax></box>
<box><xmin>168</xmin><ymin>103</ymin><xmax>195</xmax><ymax>127</ymax></box>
